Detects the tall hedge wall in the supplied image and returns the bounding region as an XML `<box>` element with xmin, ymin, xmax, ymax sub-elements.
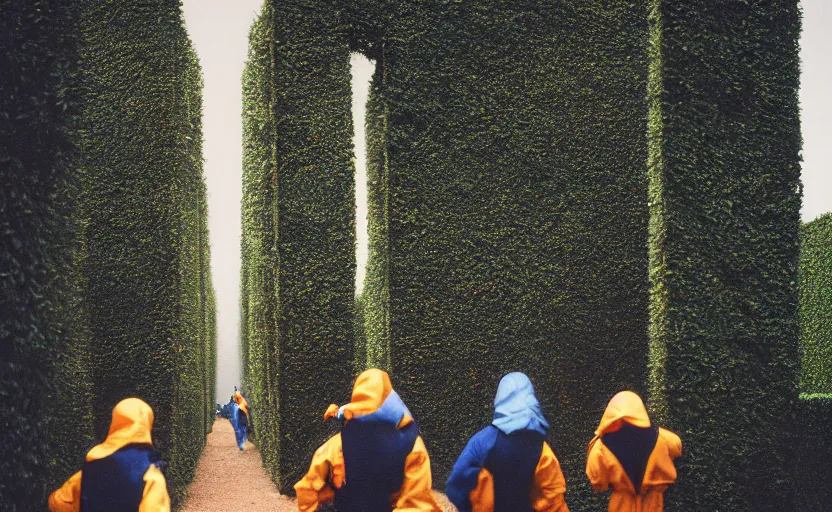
<box><xmin>646</xmin><ymin>1</ymin><xmax>801</xmax><ymax>510</ymax></box>
<box><xmin>0</xmin><ymin>1</ymin><xmax>90</xmax><ymax>507</ymax></box>
<box><xmin>2</xmin><ymin>1</ymin><xmax>214</xmax><ymax>508</ymax></box>
<box><xmin>346</xmin><ymin>3</ymin><xmax>651</xmax><ymax>504</ymax></box>
<box><xmin>797</xmin><ymin>217</ymin><xmax>832</xmax><ymax>510</ymax></box>
<box><xmin>241</xmin><ymin>0</ymin><xmax>356</xmax><ymax>492</ymax></box>
<box><xmin>795</xmin><ymin>394</ymin><xmax>832</xmax><ymax>511</ymax></box>
<box><xmin>360</xmin><ymin>67</ymin><xmax>391</xmax><ymax>372</ymax></box>
<box><xmin>799</xmin><ymin>214</ymin><xmax>832</xmax><ymax>394</ymax></box>
<box><xmin>241</xmin><ymin>5</ymin><xmax>279</xmax><ymax>477</ymax></box>
<box><xmin>72</xmin><ymin>0</ymin><xmax>216</xmax><ymax>506</ymax></box>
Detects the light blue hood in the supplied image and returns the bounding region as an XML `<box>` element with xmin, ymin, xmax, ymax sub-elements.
<box><xmin>492</xmin><ymin>372</ymin><xmax>550</xmax><ymax>436</ymax></box>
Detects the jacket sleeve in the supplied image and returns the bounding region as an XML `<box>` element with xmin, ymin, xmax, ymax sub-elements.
<box><xmin>585</xmin><ymin>440</ymin><xmax>609</xmax><ymax>492</ymax></box>
<box><xmin>445</xmin><ymin>427</ymin><xmax>497</xmax><ymax>512</ymax></box>
<box><xmin>530</xmin><ymin>442</ymin><xmax>569</xmax><ymax>512</ymax></box>
<box><xmin>48</xmin><ymin>471</ymin><xmax>82</xmax><ymax>512</ymax></box>
<box><xmin>139</xmin><ymin>464</ymin><xmax>171</xmax><ymax>512</ymax></box>
<box><xmin>392</xmin><ymin>436</ymin><xmax>441</xmax><ymax>511</ymax></box>
<box><xmin>294</xmin><ymin>434</ymin><xmax>344</xmax><ymax>512</ymax></box>
<box><xmin>662</xmin><ymin>428</ymin><xmax>682</xmax><ymax>459</ymax></box>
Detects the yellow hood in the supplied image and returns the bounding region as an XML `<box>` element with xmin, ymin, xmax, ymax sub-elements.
<box><xmin>324</xmin><ymin>369</ymin><xmax>413</xmax><ymax>428</ymax></box>
<box><xmin>86</xmin><ymin>398</ymin><xmax>155</xmax><ymax>462</ymax></box>
<box><xmin>233</xmin><ymin>391</ymin><xmax>249</xmax><ymax>415</ymax></box>
<box><xmin>588</xmin><ymin>391</ymin><xmax>651</xmax><ymax>454</ymax></box>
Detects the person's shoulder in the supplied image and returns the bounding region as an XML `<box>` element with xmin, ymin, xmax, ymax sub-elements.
<box><xmin>657</xmin><ymin>427</ymin><xmax>682</xmax><ymax>457</ymax></box>
<box><xmin>466</xmin><ymin>425</ymin><xmax>500</xmax><ymax>453</ymax></box>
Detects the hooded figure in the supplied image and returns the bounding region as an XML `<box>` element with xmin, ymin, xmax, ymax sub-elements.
<box><xmin>446</xmin><ymin>372</ymin><xmax>569</xmax><ymax>512</ymax></box>
<box><xmin>231</xmin><ymin>389</ymin><xmax>249</xmax><ymax>450</ymax></box>
<box><xmin>586</xmin><ymin>391</ymin><xmax>681</xmax><ymax>512</ymax></box>
<box><xmin>294</xmin><ymin>369</ymin><xmax>440</xmax><ymax>512</ymax></box>
<box><xmin>48</xmin><ymin>398</ymin><xmax>170</xmax><ymax>512</ymax></box>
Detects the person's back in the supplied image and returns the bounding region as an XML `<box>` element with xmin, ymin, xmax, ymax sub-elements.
<box><xmin>231</xmin><ymin>388</ymin><xmax>249</xmax><ymax>450</ymax></box>
<box><xmin>294</xmin><ymin>369</ymin><xmax>440</xmax><ymax>512</ymax></box>
<box><xmin>586</xmin><ymin>391</ymin><xmax>681</xmax><ymax>512</ymax></box>
<box><xmin>48</xmin><ymin>398</ymin><xmax>170</xmax><ymax>512</ymax></box>
<box><xmin>446</xmin><ymin>372</ymin><xmax>569</xmax><ymax>512</ymax></box>
<box><xmin>80</xmin><ymin>445</ymin><xmax>163</xmax><ymax>510</ymax></box>
<box><xmin>334</xmin><ymin>399</ymin><xmax>420</xmax><ymax>511</ymax></box>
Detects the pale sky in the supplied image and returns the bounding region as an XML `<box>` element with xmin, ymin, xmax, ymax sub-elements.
<box><xmin>182</xmin><ymin>0</ymin><xmax>263</xmax><ymax>399</ymax></box>
<box><xmin>183</xmin><ymin>2</ymin><xmax>830</xmax><ymax>400</ymax></box>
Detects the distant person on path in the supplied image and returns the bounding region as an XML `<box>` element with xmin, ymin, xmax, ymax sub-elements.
<box><xmin>445</xmin><ymin>372</ymin><xmax>569</xmax><ymax>512</ymax></box>
<box><xmin>294</xmin><ymin>368</ymin><xmax>441</xmax><ymax>511</ymax></box>
<box><xmin>231</xmin><ymin>387</ymin><xmax>249</xmax><ymax>450</ymax></box>
<box><xmin>586</xmin><ymin>391</ymin><xmax>682</xmax><ymax>512</ymax></box>
<box><xmin>48</xmin><ymin>398</ymin><xmax>170</xmax><ymax>512</ymax></box>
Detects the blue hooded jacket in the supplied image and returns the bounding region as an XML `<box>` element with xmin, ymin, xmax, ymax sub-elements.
<box><xmin>446</xmin><ymin>372</ymin><xmax>552</xmax><ymax>512</ymax></box>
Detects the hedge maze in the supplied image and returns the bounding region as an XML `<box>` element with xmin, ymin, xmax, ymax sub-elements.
<box><xmin>645</xmin><ymin>2</ymin><xmax>803</xmax><ymax>510</ymax></box>
<box><xmin>241</xmin><ymin>0</ymin><xmax>356</xmax><ymax>492</ymax></box>
<box><xmin>1</xmin><ymin>1</ymin><xmax>85</xmax><ymax>507</ymax></box>
<box><xmin>1</xmin><ymin>0</ymin><xmax>815</xmax><ymax>509</ymax></box>
<box><xmin>1</xmin><ymin>0</ymin><xmax>216</xmax><ymax>509</ymax></box>
<box><xmin>240</xmin><ymin>1</ymin><xmax>810</xmax><ymax>509</ymax></box>
<box><xmin>797</xmin><ymin>216</ymin><xmax>832</xmax><ymax>511</ymax></box>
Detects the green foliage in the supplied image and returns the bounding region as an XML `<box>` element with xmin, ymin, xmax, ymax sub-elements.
<box><xmin>360</xmin><ymin>69</ymin><xmax>392</xmax><ymax>372</ymax></box>
<box><xmin>350</xmin><ymin>3</ymin><xmax>651</xmax><ymax>505</ymax></box>
<box><xmin>241</xmin><ymin>2</ymin><xmax>801</xmax><ymax>509</ymax></box>
<box><xmin>12</xmin><ymin>0</ymin><xmax>217</xmax><ymax>507</ymax></box>
<box><xmin>799</xmin><ymin>214</ymin><xmax>832</xmax><ymax>394</ymax></box>
<box><xmin>646</xmin><ymin>1</ymin><xmax>801</xmax><ymax>510</ymax></box>
<box><xmin>795</xmin><ymin>394</ymin><xmax>832</xmax><ymax>511</ymax></box>
<box><xmin>0</xmin><ymin>1</ymin><xmax>88</xmax><ymax>508</ymax></box>
<box><xmin>240</xmin><ymin>0</ymin><xmax>356</xmax><ymax>492</ymax></box>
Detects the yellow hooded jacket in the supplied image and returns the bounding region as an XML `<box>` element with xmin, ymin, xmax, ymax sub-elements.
<box><xmin>294</xmin><ymin>369</ymin><xmax>441</xmax><ymax>512</ymax></box>
<box><xmin>48</xmin><ymin>398</ymin><xmax>170</xmax><ymax>512</ymax></box>
<box><xmin>233</xmin><ymin>391</ymin><xmax>249</xmax><ymax>417</ymax></box>
<box><xmin>586</xmin><ymin>392</ymin><xmax>681</xmax><ymax>512</ymax></box>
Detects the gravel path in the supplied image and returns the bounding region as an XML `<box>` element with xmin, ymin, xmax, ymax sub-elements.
<box><xmin>181</xmin><ymin>418</ymin><xmax>457</xmax><ymax>512</ymax></box>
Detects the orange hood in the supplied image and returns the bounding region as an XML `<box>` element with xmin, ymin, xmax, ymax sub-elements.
<box><xmin>324</xmin><ymin>369</ymin><xmax>413</xmax><ymax>428</ymax></box>
<box><xmin>233</xmin><ymin>391</ymin><xmax>249</xmax><ymax>415</ymax></box>
<box><xmin>86</xmin><ymin>398</ymin><xmax>154</xmax><ymax>462</ymax></box>
<box><xmin>588</xmin><ymin>391</ymin><xmax>651</xmax><ymax>453</ymax></box>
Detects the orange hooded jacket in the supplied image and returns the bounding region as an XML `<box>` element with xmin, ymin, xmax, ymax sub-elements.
<box><xmin>233</xmin><ymin>391</ymin><xmax>249</xmax><ymax>417</ymax></box>
<box><xmin>48</xmin><ymin>398</ymin><xmax>170</xmax><ymax>512</ymax></box>
<box><xmin>586</xmin><ymin>391</ymin><xmax>681</xmax><ymax>512</ymax></box>
<box><xmin>294</xmin><ymin>369</ymin><xmax>440</xmax><ymax>511</ymax></box>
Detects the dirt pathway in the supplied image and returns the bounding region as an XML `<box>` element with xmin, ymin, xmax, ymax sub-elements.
<box><xmin>181</xmin><ymin>418</ymin><xmax>295</xmax><ymax>511</ymax></box>
<box><xmin>181</xmin><ymin>418</ymin><xmax>456</xmax><ymax>511</ymax></box>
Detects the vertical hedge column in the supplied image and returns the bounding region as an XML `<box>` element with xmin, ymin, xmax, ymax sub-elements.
<box><xmin>0</xmin><ymin>1</ymin><xmax>91</xmax><ymax>507</ymax></box>
<box><xmin>241</xmin><ymin>0</ymin><xmax>356</xmax><ymax>492</ymax></box>
<box><xmin>799</xmin><ymin>215</ymin><xmax>832</xmax><ymax>394</ymax></box>
<box><xmin>361</xmin><ymin>68</ymin><xmax>392</xmax><ymax>372</ymax></box>
<box><xmin>646</xmin><ymin>2</ymin><xmax>801</xmax><ymax>510</ymax></box>
<box><xmin>796</xmin><ymin>215</ymin><xmax>832</xmax><ymax>511</ymax></box>
<box><xmin>76</xmin><ymin>0</ymin><xmax>216</xmax><ymax>505</ymax></box>
<box><xmin>351</xmin><ymin>3</ymin><xmax>652</xmax><ymax>504</ymax></box>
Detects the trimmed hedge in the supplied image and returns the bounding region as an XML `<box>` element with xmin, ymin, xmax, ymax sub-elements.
<box><xmin>71</xmin><ymin>0</ymin><xmax>216</xmax><ymax>506</ymax></box>
<box><xmin>360</xmin><ymin>67</ymin><xmax>391</xmax><ymax>372</ymax></box>
<box><xmin>799</xmin><ymin>214</ymin><xmax>832</xmax><ymax>394</ymax></box>
<box><xmin>241</xmin><ymin>0</ymin><xmax>356</xmax><ymax>492</ymax></box>
<box><xmin>0</xmin><ymin>1</ymin><xmax>89</xmax><ymax>507</ymax></box>
<box><xmin>797</xmin><ymin>219</ymin><xmax>832</xmax><ymax>510</ymax></box>
<box><xmin>3</xmin><ymin>1</ymin><xmax>213</xmax><ymax>508</ymax></box>
<box><xmin>241</xmin><ymin>4</ymin><xmax>279</xmax><ymax>477</ymax></box>
<box><xmin>795</xmin><ymin>394</ymin><xmax>832</xmax><ymax>511</ymax></box>
<box><xmin>646</xmin><ymin>1</ymin><xmax>801</xmax><ymax>510</ymax></box>
<box><xmin>347</xmin><ymin>3</ymin><xmax>651</xmax><ymax>505</ymax></box>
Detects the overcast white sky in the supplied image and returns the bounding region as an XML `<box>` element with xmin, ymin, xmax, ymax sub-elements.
<box><xmin>183</xmin><ymin>1</ymin><xmax>830</xmax><ymax>400</ymax></box>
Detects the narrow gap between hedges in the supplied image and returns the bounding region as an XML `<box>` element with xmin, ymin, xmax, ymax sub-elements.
<box><xmin>351</xmin><ymin>52</ymin><xmax>375</xmax><ymax>296</ymax></box>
